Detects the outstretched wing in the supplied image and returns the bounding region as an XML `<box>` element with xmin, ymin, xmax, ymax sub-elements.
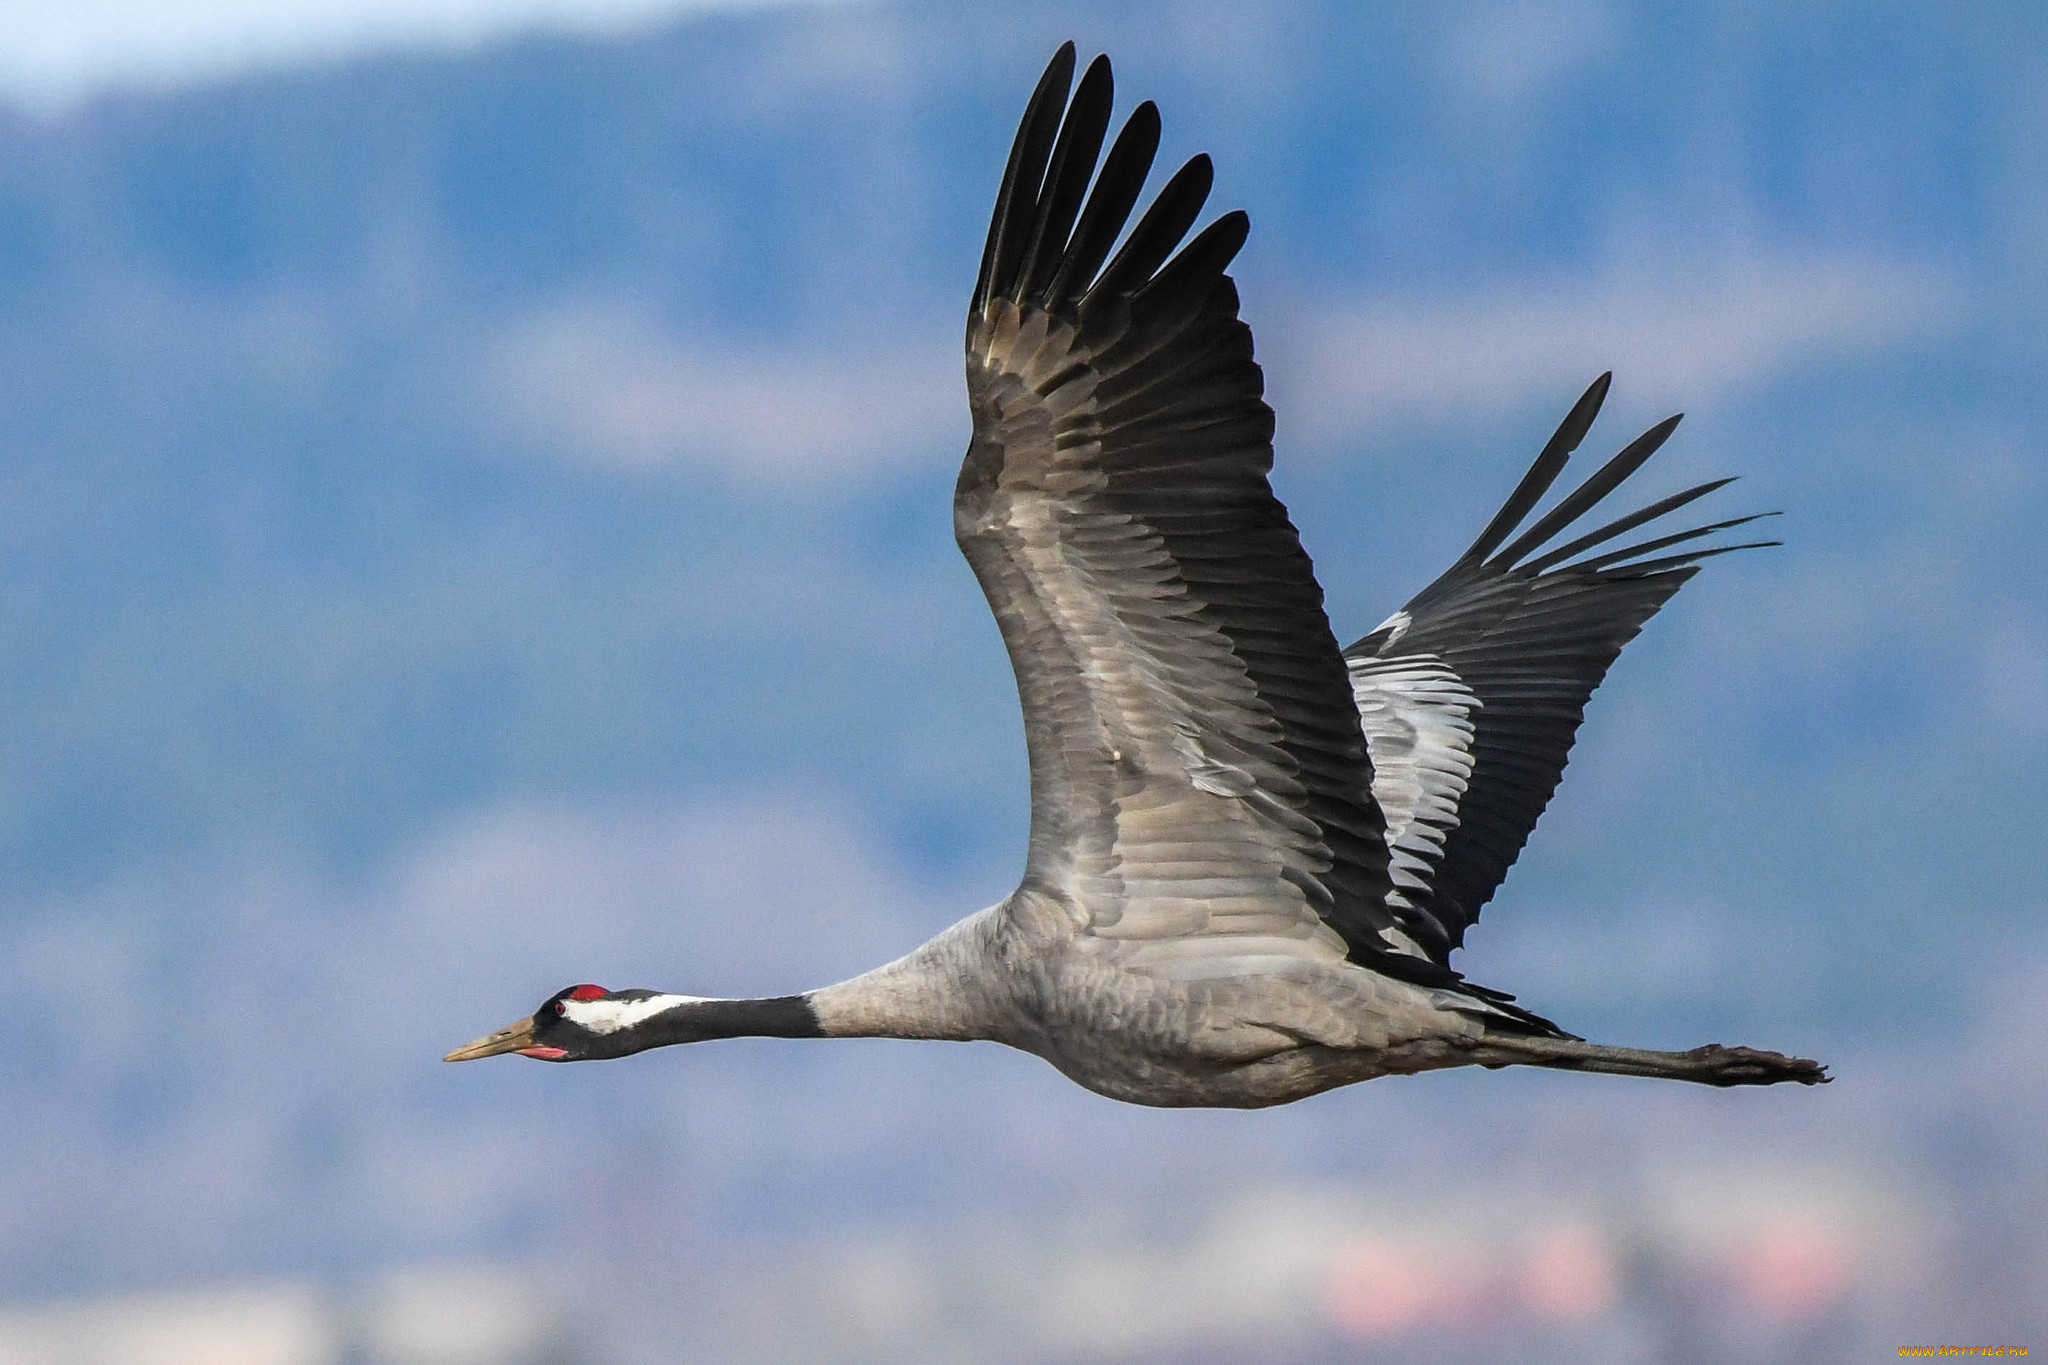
<box><xmin>1345</xmin><ymin>374</ymin><xmax>1777</xmax><ymax>960</ymax></box>
<box><xmin>960</xmin><ymin>47</ymin><xmax>1436</xmax><ymax>984</ymax></box>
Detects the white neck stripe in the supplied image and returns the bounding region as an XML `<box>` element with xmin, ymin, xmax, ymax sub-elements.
<box><xmin>561</xmin><ymin>994</ymin><xmax>706</xmax><ymax>1034</ymax></box>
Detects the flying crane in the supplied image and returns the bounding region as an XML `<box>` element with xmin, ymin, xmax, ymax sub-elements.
<box><xmin>446</xmin><ymin>45</ymin><xmax>1826</xmax><ymax>1106</ymax></box>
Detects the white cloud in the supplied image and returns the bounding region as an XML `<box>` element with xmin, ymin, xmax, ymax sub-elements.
<box><xmin>357</xmin><ymin>1263</ymin><xmax>563</xmax><ymax>1365</ymax></box>
<box><xmin>1278</xmin><ymin>252</ymin><xmax>1960</xmax><ymax>445</ymax></box>
<box><xmin>0</xmin><ymin>1284</ymin><xmax>336</xmax><ymax>1365</ymax></box>
<box><xmin>0</xmin><ymin>0</ymin><xmax>842</xmax><ymax>108</ymax></box>
<box><xmin>475</xmin><ymin>253</ymin><xmax>1957</xmax><ymax>486</ymax></box>
<box><xmin>384</xmin><ymin>792</ymin><xmax>948</xmax><ymax>994</ymax></box>
<box><xmin>480</xmin><ymin>302</ymin><xmax>962</xmax><ymax>484</ymax></box>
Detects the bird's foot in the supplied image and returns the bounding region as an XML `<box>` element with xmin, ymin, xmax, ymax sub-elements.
<box><xmin>1680</xmin><ymin>1043</ymin><xmax>1830</xmax><ymax>1087</ymax></box>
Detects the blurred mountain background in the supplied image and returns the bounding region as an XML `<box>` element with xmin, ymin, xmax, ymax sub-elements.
<box><xmin>1</xmin><ymin>1</ymin><xmax>2044</xmax><ymax>1361</ymax></box>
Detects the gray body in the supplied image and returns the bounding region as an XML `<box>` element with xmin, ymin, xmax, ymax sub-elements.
<box><xmin>446</xmin><ymin>47</ymin><xmax>1826</xmax><ymax>1101</ymax></box>
<box><xmin>808</xmin><ymin>904</ymin><xmax>1487</xmax><ymax>1108</ymax></box>
<box><xmin>806</xmin><ymin>898</ymin><xmax>1810</xmax><ymax>1109</ymax></box>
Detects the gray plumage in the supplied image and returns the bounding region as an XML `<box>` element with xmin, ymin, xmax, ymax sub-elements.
<box><xmin>445</xmin><ymin>45</ymin><xmax>1826</xmax><ymax>1105</ymax></box>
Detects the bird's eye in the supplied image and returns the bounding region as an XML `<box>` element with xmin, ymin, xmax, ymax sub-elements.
<box><xmin>552</xmin><ymin>1000</ymin><xmax>567</xmax><ymax>1017</ymax></box>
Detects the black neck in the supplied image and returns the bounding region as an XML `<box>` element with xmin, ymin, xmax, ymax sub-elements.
<box><xmin>618</xmin><ymin>994</ymin><xmax>824</xmax><ymax>1055</ymax></box>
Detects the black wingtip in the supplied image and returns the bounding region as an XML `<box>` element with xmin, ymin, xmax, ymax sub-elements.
<box><xmin>1043</xmin><ymin>98</ymin><xmax>1162</xmax><ymax>310</ymax></box>
<box><xmin>1137</xmin><ymin>207</ymin><xmax>1250</xmax><ymax>307</ymax></box>
<box><xmin>974</xmin><ymin>44</ymin><xmax>1080</xmax><ymax>316</ymax></box>
<box><xmin>1458</xmin><ymin>372</ymin><xmax>1614</xmax><ymax>567</ymax></box>
<box><xmin>1019</xmin><ymin>53</ymin><xmax>1115</xmax><ymax>305</ymax></box>
<box><xmin>1083</xmin><ymin>152</ymin><xmax>1214</xmax><ymax>310</ymax></box>
<box><xmin>1617</xmin><ymin>539</ymin><xmax>1782</xmax><ymax>576</ymax></box>
<box><xmin>1493</xmin><ymin>411</ymin><xmax>1684</xmax><ymax>568</ymax></box>
<box><xmin>977</xmin><ymin>49</ymin><xmax>1256</xmax><ymax>324</ymax></box>
<box><xmin>1538</xmin><ymin>504</ymin><xmax>1777</xmax><ymax>575</ymax></box>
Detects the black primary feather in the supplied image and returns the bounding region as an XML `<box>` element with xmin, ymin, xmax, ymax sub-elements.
<box><xmin>1348</xmin><ymin>382</ymin><xmax>1777</xmax><ymax>955</ymax></box>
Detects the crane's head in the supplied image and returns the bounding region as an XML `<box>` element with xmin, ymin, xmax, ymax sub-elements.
<box><xmin>444</xmin><ymin>985</ymin><xmax>815</xmax><ymax>1063</ymax></box>
<box><xmin>443</xmin><ymin>984</ymin><xmax>632</xmax><ymax>1063</ymax></box>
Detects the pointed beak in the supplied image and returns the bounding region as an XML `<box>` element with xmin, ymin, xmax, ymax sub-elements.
<box><xmin>443</xmin><ymin>1016</ymin><xmax>540</xmax><ymax>1062</ymax></box>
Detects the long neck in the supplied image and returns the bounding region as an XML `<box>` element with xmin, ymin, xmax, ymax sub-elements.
<box><xmin>805</xmin><ymin>908</ymin><xmax>1009</xmax><ymax>1041</ymax></box>
<box><xmin>614</xmin><ymin>907</ymin><xmax>1009</xmax><ymax>1053</ymax></box>
<box><xmin>611</xmin><ymin>994</ymin><xmax>825</xmax><ymax>1053</ymax></box>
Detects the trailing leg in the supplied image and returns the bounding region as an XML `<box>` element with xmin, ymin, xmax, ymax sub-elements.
<box><xmin>1472</xmin><ymin>1034</ymin><xmax>1829</xmax><ymax>1086</ymax></box>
